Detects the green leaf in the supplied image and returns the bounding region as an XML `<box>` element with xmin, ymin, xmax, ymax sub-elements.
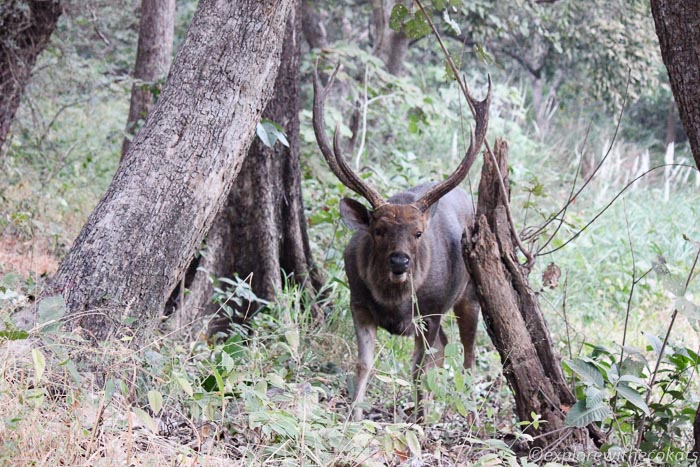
<box><xmin>615</xmin><ymin>383</ymin><xmax>650</xmax><ymax>415</ymax></box>
<box><xmin>37</xmin><ymin>295</ymin><xmax>66</xmax><ymax>332</ymax></box>
<box><xmin>133</xmin><ymin>407</ymin><xmax>158</xmax><ymax>433</ymax></box>
<box><xmin>675</xmin><ymin>296</ymin><xmax>700</xmax><ymax>321</ymax></box>
<box><xmin>0</xmin><ymin>323</ymin><xmax>28</xmax><ymax>341</ymax></box>
<box><xmin>32</xmin><ymin>348</ymin><xmax>46</xmax><ymax>385</ymax></box>
<box><xmin>404</xmin><ymin>13</ymin><xmax>431</xmax><ymax>39</ymax></box>
<box><xmin>284</xmin><ymin>328</ymin><xmax>299</xmax><ymax>354</ymax></box>
<box><xmin>442</xmin><ymin>9</ymin><xmax>461</xmax><ymax>35</ymax></box>
<box><xmin>220</xmin><ymin>350</ymin><xmax>235</xmax><ymax>373</ymax></box>
<box><xmin>618</xmin><ymin>374</ymin><xmax>649</xmax><ymax>388</ymax></box>
<box><xmin>211</xmin><ymin>367</ymin><xmax>225</xmax><ymax>394</ymax></box>
<box><xmin>175</xmin><ymin>373</ymin><xmax>194</xmax><ymax>397</ymax></box>
<box><xmin>644</xmin><ymin>332</ymin><xmax>664</xmax><ymax>356</ymax></box>
<box><xmin>565</xmin><ymin>400</ymin><xmax>611</xmax><ymax>427</ymax></box>
<box><xmin>222</xmin><ymin>334</ymin><xmax>245</xmax><ymax>361</ymax></box>
<box><xmin>389</xmin><ymin>4</ymin><xmax>409</xmax><ymax>31</ymax></box>
<box><xmin>585</xmin><ymin>386</ymin><xmax>607</xmax><ymax>408</ymax></box>
<box><xmin>564</xmin><ymin>358</ymin><xmax>604</xmax><ymax>388</ymax></box>
<box><xmin>256</xmin><ymin>120</ymin><xmax>289</xmax><ymax>149</ymax></box>
<box><xmin>660</xmin><ymin>273</ymin><xmax>686</xmax><ymax>297</ymax></box>
<box><xmin>405</xmin><ymin>429</ymin><xmax>422</xmax><ymax>457</ymax></box>
<box><xmin>256</xmin><ymin>122</ymin><xmax>273</xmax><ymax>148</ymax></box>
<box><xmin>453</xmin><ymin>398</ymin><xmax>469</xmax><ymax>417</ymax></box>
<box><xmin>147</xmin><ymin>390</ymin><xmax>163</xmax><ymax>415</ymax></box>
<box><xmin>104</xmin><ymin>378</ymin><xmax>118</xmax><ymax>403</ymax></box>
<box><xmin>432</xmin><ymin>0</ymin><xmax>447</xmax><ymax>9</ymax></box>
<box><xmin>473</xmin><ymin>43</ymin><xmax>495</xmax><ymax>65</ymax></box>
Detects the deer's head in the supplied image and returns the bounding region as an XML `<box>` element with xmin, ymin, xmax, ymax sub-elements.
<box><xmin>313</xmin><ymin>64</ymin><xmax>491</xmax><ymax>284</ymax></box>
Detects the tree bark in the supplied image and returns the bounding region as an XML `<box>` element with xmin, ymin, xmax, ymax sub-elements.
<box><xmin>43</xmin><ymin>0</ymin><xmax>293</xmax><ymax>343</ymax></box>
<box><xmin>463</xmin><ymin>139</ymin><xmax>599</xmax><ymax>448</ymax></box>
<box><xmin>694</xmin><ymin>401</ymin><xmax>699</xmax><ymax>461</ymax></box>
<box><xmin>651</xmin><ymin>0</ymin><xmax>700</xmax><ymax>170</ymax></box>
<box><xmin>120</xmin><ymin>0</ymin><xmax>176</xmax><ymax>160</ymax></box>
<box><xmin>0</xmin><ymin>0</ymin><xmax>62</xmax><ymax>153</ymax></box>
<box><xmin>300</xmin><ymin>0</ymin><xmax>327</xmax><ymax>50</ymax></box>
<box><xmin>177</xmin><ymin>0</ymin><xmax>324</xmax><ymax>333</ymax></box>
<box><xmin>370</xmin><ymin>0</ymin><xmax>409</xmax><ymax>76</ymax></box>
<box><xmin>693</xmin><ymin>404</ymin><xmax>700</xmax><ymax>462</ymax></box>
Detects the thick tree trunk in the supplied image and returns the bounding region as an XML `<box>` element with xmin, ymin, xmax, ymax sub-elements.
<box><xmin>0</xmin><ymin>0</ymin><xmax>61</xmax><ymax>153</ymax></box>
<box><xmin>694</xmin><ymin>402</ymin><xmax>700</xmax><ymax>461</ymax></box>
<box><xmin>463</xmin><ymin>139</ymin><xmax>598</xmax><ymax>448</ymax></box>
<box><xmin>177</xmin><ymin>0</ymin><xmax>324</xmax><ymax>332</ymax></box>
<box><xmin>43</xmin><ymin>0</ymin><xmax>293</xmax><ymax>343</ymax></box>
<box><xmin>121</xmin><ymin>0</ymin><xmax>176</xmax><ymax>159</ymax></box>
<box><xmin>651</xmin><ymin>0</ymin><xmax>700</xmax><ymax>170</ymax></box>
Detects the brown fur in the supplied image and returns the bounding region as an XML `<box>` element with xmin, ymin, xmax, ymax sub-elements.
<box><xmin>341</xmin><ymin>183</ymin><xmax>480</xmax><ymax>421</ymax></box>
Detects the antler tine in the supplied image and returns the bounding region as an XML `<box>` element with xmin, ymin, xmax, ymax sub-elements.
<box><xmin>312</xmin><ymin>61</ymin><xmax>386</xmax><ymax>209</ymax></box>
<box><xmin>414</xmin><ymin>77</ymin><xmax>492</xmax><ymax>212</ymax></box>
<box><xmin>332</xmin><ymin>123</ymin><xmax>386</xmax><ymax>209</ymax></box>
<box><xmin>312</xmin><ymin>62</ymin><xmax>358</xmax><ymax>191</ymax></box>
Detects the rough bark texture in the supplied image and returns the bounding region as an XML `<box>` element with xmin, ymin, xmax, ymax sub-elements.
<box><xmin>694</xmin><ymin>402</ymin><xmax>700</xmax><ymax>461</ymax></box>
<box><xmin>121</xmin><ymin>0</ymin><xmax>176</xmax><ymax>159</ymax></box>
<box><xmin>463</xmin><ymin>139</ymin><xmax>596</xmax><ymax>448</ymax></box>
<box><xmin>0</xmin><ymin>0</ymin><xmax>61</xmax><ymax>153</ymax></box>
<box><xmin>45</xmin><ymin>0</ymin><xmax>293</xmax><ymax>343</ymax></box>
<box><xmin>176</xmin><ymin>0</ymin><xmax>323</xmax><ymax>332</ymax></box>
<box><xmin>651</xmin><ymin>0</ymin><xmax>700</xmax><ymax>170</ymax></box>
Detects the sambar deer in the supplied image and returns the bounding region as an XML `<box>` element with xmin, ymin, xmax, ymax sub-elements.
<box><xmin>313</xmin><ymin>65</ymin><xmax>491</xmax><ymax>420</ymax></box>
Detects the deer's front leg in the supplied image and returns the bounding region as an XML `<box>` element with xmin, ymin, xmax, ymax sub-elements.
<box><xmin>411</xmin><ymin>318</ymin><xmax>445</xmax><ymax>422</ymax></box>
<box><xmin>350</xmin><ymin>304</ymin><xmax>377</xmax><ymax>421</ymax></box>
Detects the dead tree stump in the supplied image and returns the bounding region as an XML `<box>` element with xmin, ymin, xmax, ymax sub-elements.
<box><xmin>463</xmin><ymin>138</ymin><xmax>599</xmax><ymax>449</ymax></box>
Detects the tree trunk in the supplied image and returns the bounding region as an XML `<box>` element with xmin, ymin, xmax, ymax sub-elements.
<box><xmin>0</xmin><ymin>0</ymin><xmax>62</xmax><ymax>153</ymax></box>
<box><xmin>370</xmin><ymin>0</ymin><xmax>409</xmax><ymax>76</ymax></box>
<box><xmin>300</xmin><ymin>0</ymin><xmax>327</xmax><ymax>50</ymax></box>
<box><xmin>43</xmin><ymin>0</ymin><xmax>293</xmax><ymax>343</ymax></box>
<box><xmin>652</xmin><ymin>3</ymin><xmax>700</xmax><ymax>450</ymax></box>
<box><xmin>651</xmin><ymin>0</ymin><xmax>700</xmax><ymax>170</ymax></box>
<box><xmin>120</xmin><ymin>0</ymin><xmax>176</xmax><ymax>160</ymax></box>
<box><xmin>463</xmin><ymin>139</ymin><xmax>599</xmax><ymax>448</ymax></box>
<box><xmin>694</xmin><ymin>402</ymin><xmax>699</xmax><ymax>461</ymax></box>
<box><xmin>176</xmin><ymin>0</ymin><xmax>324</xmax><ymax>333</ymax></box>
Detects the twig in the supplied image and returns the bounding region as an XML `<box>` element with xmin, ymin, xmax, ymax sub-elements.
<box><xmin>529</xmin><ymin>122</ymin><xmax>590</xmax><ymax>249</ymax></box>
<box><xmin>561</xmin><ymin>272</ymin><xmax>573</xmax><ymax>361</ymax></box>
<box><xmin>538</xmin><ymin>163</ymin><xmax>697</xmax><ymax>256</ymax></box>
<box><xmin>529</xmin><ymin>73</ymin><xmax>630</xmax><ymax>246</ymax></box>
<box><xmin>414</xmin><ymin>0</ymin><xmax>534</xmax><ymax>268</ymax></box>
<box><xmin>354</xmin><ymin>65</ymin><xmax>369</xmax><ymax>170</ymax></box>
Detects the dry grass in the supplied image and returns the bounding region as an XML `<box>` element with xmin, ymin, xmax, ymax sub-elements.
<box><xmin>0</xmin><ymin>234</ymin><xmax>59</xmax><ymax>278</ymax></box>
<box><xmin>0</xmin><ymin>338</ymin><xmax>234</xmax><ymax>466</ymax></box>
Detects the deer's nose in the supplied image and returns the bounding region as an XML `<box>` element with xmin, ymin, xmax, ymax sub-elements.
<box><xmin>389</xmin><ymin>253</ymin><xmax>410</xmax><ymax>273</ymax></box>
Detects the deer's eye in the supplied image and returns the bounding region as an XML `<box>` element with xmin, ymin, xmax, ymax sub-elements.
<box><xmin>374</xmin><ymin>228</ymin><xmax>384</xmax><ymax>237</ymax></box>
<box><xmin>415</xmin><ymin>231</ymin><xmax>422</xmax><ymax>239</ymax></box>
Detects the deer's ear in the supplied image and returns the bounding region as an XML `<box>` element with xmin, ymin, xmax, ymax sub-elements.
<box><xmin>428</xmin><ymin>199</ymin><xmax>440</xmax><ymax>220</ymax></box>
<box><xmin>340</xmin><ymin>198</ymin><xmax>370</xmax><ymax>231</ymax></box>
<box><xmin>414</xmin><ymin>200</ymin><xmax>440</xmax><ymax>225</ymax></box>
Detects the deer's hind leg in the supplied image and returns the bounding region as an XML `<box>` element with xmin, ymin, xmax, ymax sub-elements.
<box><xmin>453</xmin><ymin>281</ymin><xmax>480</xmax><ymax>369</ymax></box>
